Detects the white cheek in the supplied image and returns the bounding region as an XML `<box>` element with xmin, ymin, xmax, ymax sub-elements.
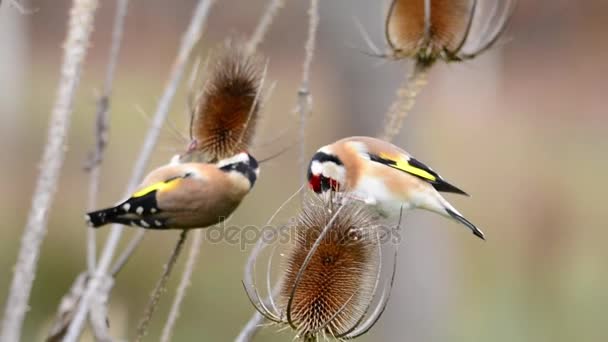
<box><xmin>311</xmin><ymin>161</ymin><xmax>323</xmax><ymax>175</ymax></box>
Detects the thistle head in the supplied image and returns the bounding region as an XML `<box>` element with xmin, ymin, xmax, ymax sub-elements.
<box><xmin>244</xmin><ymin>193</ymin><xmax>398</xmax><ymax>341</ymax></box>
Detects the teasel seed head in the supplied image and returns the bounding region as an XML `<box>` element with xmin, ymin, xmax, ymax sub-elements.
<box><xmin>244</xmin><ymin>193</ymin><xmax>398</xmax><ymax>341</ymax></box>
<box><xmin>385</xmin><ymin>0</ymin><xmax>516</xmax><ymax>66</ymax></box>
<box><xmin>181</xmin><ymin>41</ymin><xmax>264</xmax><ymax>163</ymax></box>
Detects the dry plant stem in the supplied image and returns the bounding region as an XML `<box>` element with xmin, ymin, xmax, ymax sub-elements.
<box><xmin>0</xmin><ymin>1</ymin><xmax>99</xmax><ymax>341</ymax></box>
<box><xmin>86</xmin><ymin>0</ymin><xmax>129</xmax><ymax>274</ymax></box>
<box><xmin>245</xmin><ymin>0</ymin><xmax>287</xmax><ymax>55</ymax></box>
<box><xmin>62</xmin><ymin>1</ymin><xmax>216</xmax><ymax>340</ymax></box>
<box><xmin>135</xmin><ymin>230</ymin><xmax>189</xmax><ymax>342</ymax></box>
<box><xmin>297</xmin><ymin>0</ymin><xmax>320</xmax><ymax>185</ymax></box>
<box><xmin>160</xmin><ymin>229</ymin><xmax>204</xmax><ymax>342</ymax></box>
<box><xmin>235</xmin><ymin>312</ymin><xmax>265</xmax><ymax>342</ymax></box>
<box><xmin>380</xmin><ymin>61</ymin><xmax>430</xmax><ymax>142</ymax></box>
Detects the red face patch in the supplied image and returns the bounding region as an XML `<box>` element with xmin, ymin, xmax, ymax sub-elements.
<box><xmin>308</xmin><ymin>174</ymin><xmax>322</xmax><ymax>193</ymax></box>
<box><xmin>308</xmin><ymin>174</ymin><xmax>340</xmax><ymax>193</ymax></box>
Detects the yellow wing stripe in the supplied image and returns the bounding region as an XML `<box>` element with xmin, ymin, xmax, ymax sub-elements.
<box><xmin>132</xmin><ymin>178</ymin><xmax>181</xmax><ymax>198</ymax></box>
<box><xmin>379</xmin><ymin>153</ymin><xmax>437</xmax><ymax>181</ymax></box>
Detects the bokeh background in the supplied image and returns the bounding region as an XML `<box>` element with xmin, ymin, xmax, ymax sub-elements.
<box><xmin>1</xmin><ymin>0</ymin><xmax>607</xmax><ymax>341</ymax></box>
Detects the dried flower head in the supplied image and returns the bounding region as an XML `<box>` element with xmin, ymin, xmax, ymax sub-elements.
<box><xmin>385</xmin><ymin>0</ymin><xmax>516</xmax><ymax>65</ymax></box>
<box><xmin>244</xmin><ymin>194</ymin><xmax>397</xmax><ymax>341</ymax></box>
<box><xmin>181</xmin><ymin>42</ymin><xmax>264</xmax><ymax>163</ymax></box>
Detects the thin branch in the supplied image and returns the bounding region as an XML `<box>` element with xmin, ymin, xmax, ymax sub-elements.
<box><xmin>135</xmin><ymin>230</ymin><xmax>189</xmax><ymax>342</ymax></box>
<box><xmin>297</xmin><ymin>0</ymin><xmax>320</xmax><ymax>185</ymax></box>
<box><xmin>235</xmin><ymin>312</ymin><xmax>265</xmax><ymax>342</ymax></box>
<box><xmin>160</xmin><ymin>230</ymin><xmax>204</xmax><ymax>342</ymax></box>
<box><xmin>379</xmin><ymin>62</ymin><xmax>430</xmax><ymax>142</ymax></box>
<box><xmin>0</xmin><ymin>1</ymin><xmax>99</xmax><ymax>341</ymax></box>
<box><xmin>85</xmin><ymin>0</ymin><xmax>129</xmax><ymax>275</ymax></box>
<box><xmin>245</xmin><ymin>0</ymin><xmax>287</xmax><ymax>55</ymax></box>
<box><xmin>62</xmin><ymin>1</ymin><xmax>216</xmax><ymax>340</ymax></box>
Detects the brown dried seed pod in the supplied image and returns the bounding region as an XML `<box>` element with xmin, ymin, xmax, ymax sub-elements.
<box><xmin>385</xmin><ymin>0</ymin><xmax>515</xmax><ymax>64</ymax></box>
<box><xmin>241</xmin><ymin>192</ymin><xmax>400</xmax><ymax>340</ymax></box>
<box><xmin>184</xmin><ymin>43</ymin><xmax>263</xmax><ymax>163</ymax></box>
<box><xmin>386</xmin><ymin>0</ymin><xmax>471</xmax><ymax>56</ymax></box>
<box><xmin>279</xmin><ymin>199</ymin><xmax>380</xmax><ymax>339</ymax></box>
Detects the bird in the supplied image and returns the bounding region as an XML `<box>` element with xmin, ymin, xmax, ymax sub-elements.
<box><xmin>306</xmin><ymin>136</ymin><xmax>484</xmax><ymax>240</ymax></box>
<box><xmin>86</xmin><ymin>152</ymin><xmax>259</xmax><ymax>230</ymax></box>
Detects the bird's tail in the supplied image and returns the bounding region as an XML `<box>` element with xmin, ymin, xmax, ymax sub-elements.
<box><xmin>421</xmin><ymin>192</ymin><xmax>485</xmax><ymax>240</ymax></box>
<box><xmin>444</xmin><ymin>207</ymin><xmax>485</xmax><ymax>240</ymax></box>
<box><xmin>86</xmin><ymin>206</ymin><xmax>123</xmax><ymax>228</ymax></box>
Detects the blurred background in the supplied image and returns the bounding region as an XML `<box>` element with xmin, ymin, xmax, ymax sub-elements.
<box><xmin>1</xmin><ymin>0</ymin><xmax>607</xmax><ymax>341</ymax></box>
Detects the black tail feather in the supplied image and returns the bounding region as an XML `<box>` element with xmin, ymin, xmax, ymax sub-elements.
<box><xmin>445</xmin><ymin>208</ymin><xmax>485</xmax><ymax>240</ymax></box>
<box><xmin>86</xmin><ymin>206</ymin><xmax>123</xmax><ymax>228</ymax></box>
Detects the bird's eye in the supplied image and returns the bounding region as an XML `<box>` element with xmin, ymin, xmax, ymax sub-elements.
<box><xmin>184</xmin><ymin>172</ymin><xmax>193</xmax><ymax>178</ymax></box>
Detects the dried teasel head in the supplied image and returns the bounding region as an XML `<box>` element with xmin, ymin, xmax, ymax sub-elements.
<box><xmin>385</xmin><ymin>0</ymin><xmax>516</xmax><ymax>66</ymax></box>
<box><xmin>244</xmin><ymin>193</ymin><xmax>398</xmax><ymax>341</ymax></box>
<box><xmin>181</xmin><ymin>42</ymin><xmax>264</xmax><ymax>163</ymax></box>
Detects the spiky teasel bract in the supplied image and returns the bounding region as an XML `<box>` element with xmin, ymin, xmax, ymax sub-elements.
<box><xmin>244</xmin><ymin>193</ymin><xmax>397</xmax><ymax>341</ymax></box>
<box><xmin>385</xmin><ymin>0</ymin><xmax>516</xmax><ymax>66</ymax></box>
<box><xmin>181</xmin><ymin>42</ymin><xmax>264</xmax><ymax>163</ymax></box>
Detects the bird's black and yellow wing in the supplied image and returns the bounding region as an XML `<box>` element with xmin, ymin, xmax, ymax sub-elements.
<box><xmin>368</xmin><ymin>152</ymin><xmax>469</xmax><ymax>196</ymax></box>
<box><xmin>86</xmin><ymin>176</ymin><xmax>183</xmax><ymax>229</ymax></box>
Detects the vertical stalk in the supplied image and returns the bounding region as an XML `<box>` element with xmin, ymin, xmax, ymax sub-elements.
<box><xmin>380</xmin><ymin>62</ymin><xmax>430</xmax><ymax>142</ymax></box>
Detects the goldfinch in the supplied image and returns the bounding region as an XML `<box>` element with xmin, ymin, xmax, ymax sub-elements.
<box><xmin>307</xmin><ymin>136</ymin><xmax>484</xmax><ymax>240</ymax></box>
<box><xmin>86</xmin><ymin>152</ymin><xmax>259</xmax><ymax>229</ymax></box>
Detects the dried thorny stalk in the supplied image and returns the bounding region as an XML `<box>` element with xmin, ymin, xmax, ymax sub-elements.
<box><xmin>297</xmin><ymin>0</ymin><xmax>320</xmax><ymax>184</ymax></box>
<box><xmin>379</xmin><ymin>0</ymin><xmax>515</xmax><ymax>141</ymax></box>
<box><xmin>61</xmin><ymin>1</ymin><xmax>217</xmax><ymax>341</ymax></box>
<box><xmin>0</xmin><ymin>1</ymin><xmax>99</xmax><ymax>341</ymax></box>
<box><xmin>243</xmin><ymin>194</ymin><xmax>398</xmax><ymax>341</ymax></box>
<box><xmin>380</xmin><ymin>63</ymin><xmax>429</xmax><ymax>142</ymax></box>
<box><xmin>160</xmin><ymin>229</ymin><xmax>204</xmax><ymax>342</ymax></box>
<box><xmin>47</xmin><ymin>2</ymin><xmax>129</xmax><ymax>340</ymax></box>
<box><xmin>135</xmin><ymin>230</ymin><xmax>189</xmax><ymax>342</ymax></box>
